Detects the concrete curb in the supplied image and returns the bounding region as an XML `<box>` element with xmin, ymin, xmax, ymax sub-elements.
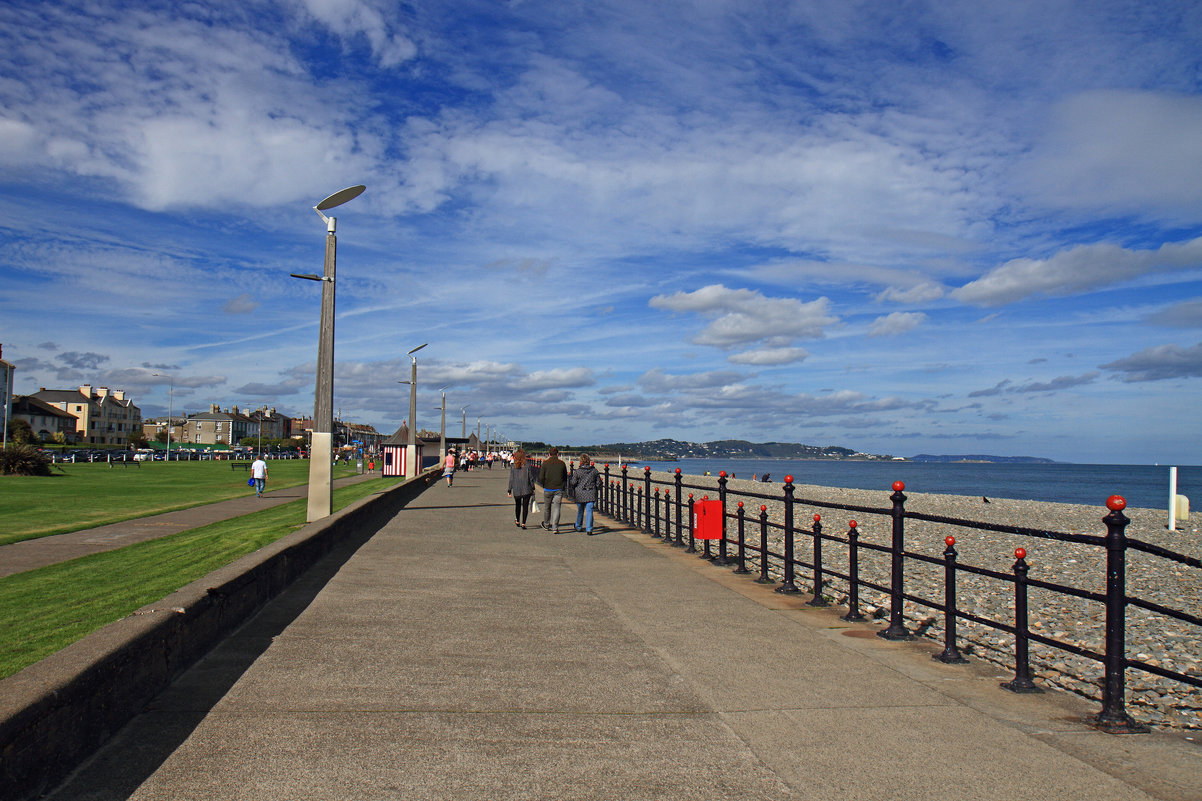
<box><xmin>0</xmin><ymin>469</ymin><xmax>439</xmax><ymax>801</ymax></box>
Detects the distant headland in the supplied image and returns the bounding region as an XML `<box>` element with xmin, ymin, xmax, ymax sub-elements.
<box><xmin>531</xmin><ymin>438</ymin><xmax>1053</xmax><ymax>464</ymax></box>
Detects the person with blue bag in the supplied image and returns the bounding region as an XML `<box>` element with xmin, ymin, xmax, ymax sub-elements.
<box><xmin>251</xmin><ymin>454</ymin><xmax>268</xmax><ymax>498</ymax></box>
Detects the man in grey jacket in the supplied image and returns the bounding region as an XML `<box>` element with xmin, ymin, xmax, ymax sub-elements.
<box><xmin>537</xmin><ymin>446</ymin><xmax>568</xmax><ymax>532</ymax></box>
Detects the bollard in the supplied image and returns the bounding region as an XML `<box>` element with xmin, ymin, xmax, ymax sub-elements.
<box><xmin>841</xmin><ymin>521</ymin><xmax>865</xmax><ymax>621</ymax></box>
<box><xmin>755</xmin><ymin>505</ymin><xmax>772</xmax><ymax>583</ymax></box>
<box><xmin>935</xmin><ymin>536</ymin><xmax>968</xmax><ymax>664</ymax></box>
<box><xmin>808</xmin><ymin>514</ymin><xmax>828</xmax><ymax>606</ymax></box>
<box><xmin>1001</xmin><ymin>548</ymin><xmax>1042</xmax><ymax>693</ymax></box>
<box><xmin>733</xmin><ymin>502</ymin><xmax>751</xmax><ymax>574</ymax></box>
<box><xmin>878</xmin><ymin>481</ymin><xmax>913</xmax><ymax>640</ymax></box>
<box><xmin>776</xmin><ymin>476</ymin><xmax>801</xmax><ymax>594</ymax></box>
<box><xmin>1090</xmin><ymin>496</ymin><xmax>1149</xmax><ymax>732</ymax></box>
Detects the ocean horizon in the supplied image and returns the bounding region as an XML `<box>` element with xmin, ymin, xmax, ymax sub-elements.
<box><xmin>619</xmin><ymin>458</ymin><xmax>1200</xmax><ymax>511</ymax></box>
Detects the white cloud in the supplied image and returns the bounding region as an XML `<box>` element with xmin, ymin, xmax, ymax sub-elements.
<box><xmin>1023</xmin><ymin>91</ymin><xmax>1202</xmax><ymax>222</ymax></box>
<box><xmin>875</xmin><ymin>282</ymin><xmax>946</xmax><ymax>304</ymax></box>
<box><xmin>727</xmin><ymin>347</ymin><xmax>810</xmax><ymax>366</ymax></box>
<box><xmin>295</xmin><ymin>0</ymin><xmax>417</xmax><ymax>67</ymax></box>
<box><xmin>649</xmin><ymin>284</ymin><xmax>836</xmax><ymax>348</ymax></box>
<box><xmin>1100</xmin><ymin>343</ymin><xmax>1202</xmax><ymax>382</ymax></box>
<box><xmin>867</xmin><ymin>312</ymin><xmax>927</xmax><ymax>337</ymax></box>
<box><xmin>953</xmin><ymin>237</ymin><xmax>1202</xmax><ymax>306</ymax></box>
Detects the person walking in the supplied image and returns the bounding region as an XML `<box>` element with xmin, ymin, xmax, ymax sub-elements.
<box><xmin>250</xmin><ymin>453</ymin><xmax>268</xmax><ymax>498</ymax></box>
<box><xmin>507</xmin><ymin>449</ymin><xmax>536</xmax><ymax>528</ymax></box>
<box><xmin>443</xmin><ymin>449</ymin><xmax>457</xmax><ymax>486</ymax></box>
<box><xmin>537</xmin><ymin>446</ymin><xmax>568</xmax><ymax>532</ymax></box>
<box><xmin>566</xmin><ymin>453</ymin><xmax>602</xmax><ymax>534</ymax></box>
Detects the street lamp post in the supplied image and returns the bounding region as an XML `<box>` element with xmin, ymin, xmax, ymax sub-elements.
<box><xmin>461</xmin><ymin>405</ymin><xmax>469</xmax><ymax>439</ymax></box>
<box><xmin>293</xmin><ymin>184</ymin><xmax>365</xmax><ymax>522</ymax></box>
<box><xmin>152</xmin><ymin>373</ymin><xmax>174</xmax><ymax>462</ymax></box>
<box><xmin>437</xmin><ymin>386</ymin><xmax>449</xmax><ymax>463</ymax></box>
<box><xmin>404</xmin><ymin>344</ymin><xmax>427</xmax><ymax>478</ymax></box>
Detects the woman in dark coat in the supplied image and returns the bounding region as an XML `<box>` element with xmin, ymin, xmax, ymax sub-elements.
<box><xmin>566</xmin><ymin>453</ymin><xmax>603</xmax><ymax>534</ymax></box>
<box><xmin>507</xmin><ymin>449</ymin><xmax>536</xmax><ymax>528</ymax></box>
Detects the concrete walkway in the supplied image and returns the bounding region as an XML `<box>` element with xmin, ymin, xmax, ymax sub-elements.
<box><xmin>46</xmin><ymin>469</ymin><xmax>1200</xmax><ymax>800</ymax></box>
<box><xmin>0</xmin><ymin>471</ymin><xmax>379</xmax><ymax>578</ymax></box>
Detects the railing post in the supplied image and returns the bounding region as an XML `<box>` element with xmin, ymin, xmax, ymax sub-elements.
<box><xmin>776</xmin><ymin>476</ymin><xmax>800</xmax><ymax>594</ymax></box>
<box><xmin>755</xmin><ymin>505</ymin><xmax>772</xmax><ymax>583</ymax></box>
<box><xmin>1000</xmin><ymin>548</ymin><xmax>1042</xmax><ymax>693</ymax></box>
<box><xmin>603</xmin><ymin>464</ymin><xmax>611</xmax><ymax>514</ymax></box>
<box><xmin>733</xmin><ymin>502</ymin><xmax>750</xmax><ymax>574</ymax></box>
<box><xmin>673</xmin><ymin>469</ymin><xmax>685</xmax><ymax>547</ymax></box>
<box><xmin>644</xmin><ymin>467</ymin><xmax>653</xmax><ymax>533</ymax></box>
<box><xmin>808</xmin><ymin>514</ymin><xmax>828</xmax><ymax>606</ymax></box>
<box><xmin>633</xmin><ymin>484</ymin><xmax>640</xmax><ymax>529</ymax></box>
<box><xmin>1091</xmin><ymin>495</ymin><xmax>1148</xmax><ymax>732</ymax></box>
<box><xmin>841</xmin><ymin>520</ymin><xmax>865</xmax><ymax>621</ymax></box>
<box><xmin>652</xmin><ymin>488</ymin><xmax>662</xmax><ymax>538</ymax></box>
<box><xmin>686</xmin><ymin>494</ymin><xmax>697</xmax><ymax>553</ymax></box>
<box><xmin>878</xmin><ymin>481</ymin><xmax>913</xmax><ymax>640</ymax></box>
<box><xmin>625</xmin><ymin>461</ymin><xmax>634</xmax><ymax>524</ymax></box>
<box><xmin>716</xmin><ymin>472</ymin><xmax>732</xmax><ymax>565</ymax></box>
<box><xmin>935</xmin><ymin>536</ymin><xmax>968</xmax><ymax>664</ymax></box>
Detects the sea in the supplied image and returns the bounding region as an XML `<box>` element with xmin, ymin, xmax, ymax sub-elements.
<box><xmin>627</xmin><ymin>458</ymin><xmax>1201</xmax><ymax>511</ymax></box>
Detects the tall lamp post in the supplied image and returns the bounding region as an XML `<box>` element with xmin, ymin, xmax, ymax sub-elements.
<box><xmin>292</xmin><ymin>184</ymin><xmax>365</xmax><ymax>522</ymax></box>
<box><xmin>437</xmin><ymin>386</ymin><xmax>449</xmax><ymax>463</ymax></box>
<box><xmin>152</xmin><ymin>373</ymin><xmax>174</xmax><ymax>462</ymax></box>
<box><xmin>461</xmin><ymin>405</ymin><xmax>469</xmax><ymax>439</ymax></box>
<box><xmin>403</xmin><ymin>343</ymin><xmax>427</xmax><ymax>478</ymax></box>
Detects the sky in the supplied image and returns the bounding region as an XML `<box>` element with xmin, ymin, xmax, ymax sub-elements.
<box><xmin>1</xmin><ymin>0</ymin><xmax>1200</xmax><ymax>464</ymax></box>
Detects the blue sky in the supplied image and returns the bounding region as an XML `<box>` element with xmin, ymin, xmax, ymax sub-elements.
<box><xmin>2</xmin><ymin>0</ymin><xmax>1200</xmax><ymax>463</ymax></box>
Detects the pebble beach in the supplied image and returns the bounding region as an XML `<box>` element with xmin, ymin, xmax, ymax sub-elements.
<box><xmin>642</xmin><ymin>469</ymin><xmax>1202</xmax><ymax>730</ymax></box>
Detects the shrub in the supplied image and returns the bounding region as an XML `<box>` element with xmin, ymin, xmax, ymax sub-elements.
<box><xmin>0</xmin><ymin>445</ymin><xmax>58</xmax><ymax>476</ymax></box>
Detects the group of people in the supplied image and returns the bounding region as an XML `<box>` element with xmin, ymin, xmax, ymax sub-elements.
<box><xmin>506</xmin><ymin>447</ymin><xmax>602</xmax><ymax>534</ymax></box>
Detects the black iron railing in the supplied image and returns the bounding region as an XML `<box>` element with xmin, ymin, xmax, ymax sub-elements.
<box><xmin>593</xmin><ymin>464</ymin><xmax>1201</xmax><ymax>734</ymax></box>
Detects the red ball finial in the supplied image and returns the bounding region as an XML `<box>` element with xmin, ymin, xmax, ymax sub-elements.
<box><xmin>644</xmin><ymin>465</ymin><xmax>650</xmax><ymax>472</ymax></box>
<box><xmin>737</xmin><ymin>501</ymin><xmax>744</xmax><ymax>508</ymax></box>
<box><xmin>1015</xmin><ymin>548</ymin><xmax>1026</xmax><ymax>559</ymax></box>
<box><xmin>849</xmin><ymin>520</ymin><xmax>857</xmax><ymax>528</ymax></box>
<box><xmin>702</xmin><ymin>495</ymin><xmax>709</xmax><ymax>501</ymax></box>
<box><xmin>654</xmin><ymin>487</ymin><xmax>659</xmax><ymax>493</ymax></box>
<box><xmin>892</xmin><ymin>481</ymin><xmax>905</xmax><ymax>491</ymax></box>
<box><xmin>1106</xmin><ymin>495</ymin><xmax>1127</xmax><ymax>511</ymax></box>
<box><xmin>945</xmin><ymin>535</ymin><xmax>955</xmax><ymax>546</ymax></box>
<box><xmin>784</xmin><ymin>474</ymin><xmax>794</xmax><ymax>483</ymax></box>
<box><xmin>719</xmin><ymin>470</ymin><xmax>726</xmax><ymax>478</ymax></box>
<box><xmin>675</xmin><ymin>468</ymin><xmax>681</xmax><ymax>474</ymax></box>
<box><xmin>760</xmin><ymin>505</ymin><xmax>767</xmax><ymax>511</ymax></box>
<box><xmin>813</xmin><ymin>514</ymin><xmax>821</xmax><ymax>522</ymax></box>
<box><xmin>688</xmin><ymin>493</ymin><xmax>694</xmax><ymax>499</ymax></box>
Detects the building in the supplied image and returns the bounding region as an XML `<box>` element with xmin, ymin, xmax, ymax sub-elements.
<box><xmin>249</xmin><ymin>407</ymin><xmax>290</xmax><ymax>441</ymax></box>
<box><xmin>142</xmin><ymin>416</ymin><xmax>187</xmax><ymax>445</ymax></box>
<box><xmin>184</xmin><ymin>405</ymin><xmax>236</xmax><ymax>446</ymax></box>
<box><xmin>32</xmin><ymin>385</ymin><xmax>142</xmax><ymax>446</ymax></box>
<box><xmin>11</xmin><ymin>396</ymin><xmax>78</xmax><ymax>442</ymax></box>
<box><xmin>343</xmin><ymin>422</ymin><xmax>384</xmax><ymax>454</ymax></box>
<box><xmin>0</xmin><ymin>344</ymin><xmax>14</xmax><ymax>446</ymax></box>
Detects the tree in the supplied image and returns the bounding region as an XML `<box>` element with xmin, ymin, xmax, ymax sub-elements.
<box><xmin>1</xmin><ymin>444</ymin><xmax>57</xmax><ymax>476</ymax></box>
<box><xmin>7</xmin><ymin>417</ymin><xmax>37</xmax><ymax>445</ymax></box>
<box><xmin>155</xmin><ymin>429</ymin><xmax>168</xmax><ymax>443</ymax></box>
<box><xmin>127</xmin><ymin>430</ymin><xmax>149</xmax><ymax>448</ymax></box>
<box><xmin>52</xmin><ymin>430</ymin><xmax>68</xmax><ymax>445</ymax></box>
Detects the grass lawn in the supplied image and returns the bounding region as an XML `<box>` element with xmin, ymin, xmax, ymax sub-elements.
<box><xmin>0</xmin><ymin>473</ymin><xmax>408</xmax><ymax>680</ymax></box>
<box><xmin>0</xmin><ymin>459</ymin><xmax>361</xmax><ymax>546</ymax></box>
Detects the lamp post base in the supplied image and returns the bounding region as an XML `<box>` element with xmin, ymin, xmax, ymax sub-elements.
<box><xmin>307</xmin><ymin>431</ymin><xmax>333</xmax><ymax>522</ymax></box>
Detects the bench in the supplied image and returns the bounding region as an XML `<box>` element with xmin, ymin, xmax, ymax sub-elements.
<box><xmin>230</xmin><ymin>462</ymin><xmax>253</xmax><ymax>471</ymax></box>
<box><xmin>108</xmin><ymin>460</ymin><xmax>140</xmax><ymax>468</ymax></box>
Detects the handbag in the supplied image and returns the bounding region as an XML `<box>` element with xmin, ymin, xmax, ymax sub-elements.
<box><xmin>247</xmin><ymin>477</ymin><xmax>255</xmax><ymax>487</ymax></box>
<box><xmin>531</xmin><ymin>498</ymin><xmax>540</xmax><ymax>514</ymax></box>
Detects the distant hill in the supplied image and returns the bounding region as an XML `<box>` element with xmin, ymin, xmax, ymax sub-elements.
<box><xmin>574</xmin><ymin>438</ymin><xmax>892</xmax><ymax>460</ymax></box>
<box><xmin>909</xmin><ymin>454</ymin><xmax>1056</xmax><ymax>464</ymax></box>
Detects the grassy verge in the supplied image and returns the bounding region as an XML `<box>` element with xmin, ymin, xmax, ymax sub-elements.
<box><xmin>0</xmin><ymin>460</ymin><xmax>362</xmax><ymax>546</ymax></box>
<box><xmin>0</xmin><ymin>474</ymin><xmax>406</xmax><ymax>680</ymax></box>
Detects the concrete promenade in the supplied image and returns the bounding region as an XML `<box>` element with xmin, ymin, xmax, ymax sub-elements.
<box><xmin>45</xmin><ymin>468</ymin><xmax>1200</xmax><ymax>800</ymax></box>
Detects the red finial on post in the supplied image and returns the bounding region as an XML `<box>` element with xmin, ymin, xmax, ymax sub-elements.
<box><xmin>813</xmin><ymin>514</ymin><xmax>821</xmax><ymax>522</ymax></box>
<box><xmin>760</xmin><ymin>505</ymin><xmax>767</xmax><ymax>512</ymax></box>
<box><xmin>1015</xmin><ymin>547</ymin><xmax>1026</xmax><ymax>560</ymax></box>
<box><xmin>645</xmin><ymin>466</ymin><xmax>651</xmax><ymax>473</ymax></box>
<box><xmin>784</xmin><ymin>474</ymin><xmax>794</xmax><ymax>483</ymax></box>
<box><xmin>737</xmin><ymin>501</ymin><xmax>744</xmax><ymax>508</ymax></box>
<box><xmin>945</xmin><ymin>535</ymin><xmax>955</xmax><ymax>546</ymax></box>
<box><xmin>719</xmin><ymin>470</ymin><xmax>726</xmax><ymax>477</ymax></box>
<box><xmin>1106</xmin><ymin>495</ymin><xmax>1126</xmax><ymax>511</ymax></box>
<box><xmin>892</xmin><ymin>481</ymin><xmax>905</xmax><ymax>492</ymax></box>
<box><xmin>849</xmin><ymin>520</ymin><xmax>857</xmax><ymax>528</ymax></box>
<box><xmin>675</xmin><ymin>468</ymin><xmax>681</xmax><ymax>474</ymax></box>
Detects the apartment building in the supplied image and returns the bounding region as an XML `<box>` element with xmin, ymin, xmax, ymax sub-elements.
<box><xmin>32</xmin><ymin>384</ymin><xmax>142</xmax><ymax>446</ymax></box>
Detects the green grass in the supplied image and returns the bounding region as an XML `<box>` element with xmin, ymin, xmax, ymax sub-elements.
<box><xmin>0</xmin><ymin>474</ymin><xmax>407</xmax><ymax>680</ymax></box>
<box><xmin>0</xmin><ymin>459</ymin><xmax>361</xmax><ymax>546</ymax></box>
